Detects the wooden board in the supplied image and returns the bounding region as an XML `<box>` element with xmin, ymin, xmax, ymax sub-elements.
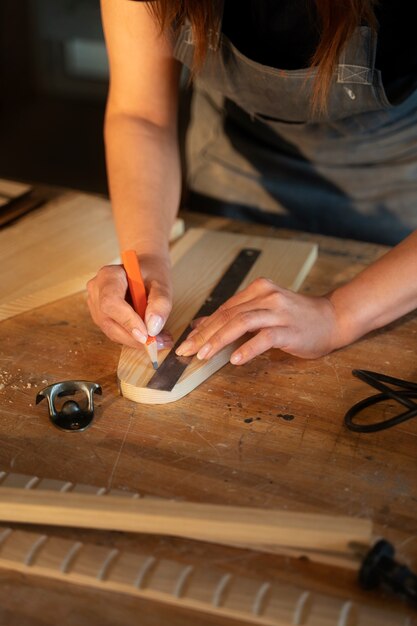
<box><xmin>0</xmin><ymin>487</ymin><xmax>371</xmax><ymax>556</ymax></box>
<box><xmin>0</xmin><ymin>192</ymin><xmax>119</xmax><ymax>321</ymax></box>
<box><xmin>0</xmin><ymin>179</ymin><xmax>32</xmax><ymax>206</ymax></box>
<box><xmin>118</xmin><ymin>228</ymin><xmax>318</xmax><ymax>404</ymax></box>
<box><xmin>0</xmin><ymin>471</ymin><xmax>362</xmax><ymax>571</ymax></box>
<box><xmin>0</xmin><ymin>191</ymin><xmax>184</xmax><ymax>321</ymax></box>
<box><xmin>0</xmin><ymin>527</ymin><xmax>407</xmax><ymax>626</ymax></box>
<box><xmin>0</xmin><ymin>190</ymin><xmax>45</xmax><ymax>229</ymax></box>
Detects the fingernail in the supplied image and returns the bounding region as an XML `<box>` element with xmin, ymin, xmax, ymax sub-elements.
<box><xmin>132</xmin><ymin>328</ymin><xmax>147</xmax><ymax>344</ymax></box>
<box><xmin>197</xmin><ymin>343</ymin><xmax>212</xmax><ymax>360</ymax></box>
<box><xmin>147</xmin><ymin>314</ymin><xmax>163</xmax><ymax>337</ymax></box>
<box><xmin>156</xmin><ymin>337</ymin><xmax>173</xmax><ymax>350</ymax></box>
<box><xmin>230</xmin><ymin>352</ymin><xmax>242</xmax><ymax>364</ymax></box>
<box><xmin>176</xmin><ymin>340</ymin><xmax>193</xmax><ymax>356</ymax></box>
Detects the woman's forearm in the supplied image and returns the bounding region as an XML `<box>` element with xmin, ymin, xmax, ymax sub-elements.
<box><xmin>104</xmin><ymin>108</ymin><xmax>181</xmax><ymax>257</ymax></box>
<box><xmin>89</xmin><ymin>0</ymin><xmax>183</xmax><ymax>344</ymax></box>
<box><xmin>329</xmin><ymin>230</ymin><xmax>417</xmax><ymax>347</ymax></box>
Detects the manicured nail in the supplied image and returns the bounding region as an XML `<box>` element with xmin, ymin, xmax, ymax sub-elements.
<box><xmin>156</xmin><ymin>337</ymin><xmax>173</xmax><ymax>350</ymax></box>
<box><xmin>176</xmin><ymin>340</ymin><xmax>194</xmax><ymax>356</ymax></box>
<box><xmin>147</xmin><ymin>314</ymin><xmax>163</xmax><ymax>337</ymax></box>
<box><xmin>230</xmin><ymin>352</ymin><xmax>242</xmax><ymax>364</ymax></box>
<box><xmin>197</xmin><ymin>344</ymin><xmax>212</xmax><ymax>360</ymax></box>
<box><xmin>132</xmin><ymin>328</ymin><xmax>147</xmax><ymax>344</ymax></box>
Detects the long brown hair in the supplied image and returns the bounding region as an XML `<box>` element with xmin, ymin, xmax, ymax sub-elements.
<box><xmin>147</xmin><ymin>0</ymin><xmax>378</xmax><ymax>113</ymax></box>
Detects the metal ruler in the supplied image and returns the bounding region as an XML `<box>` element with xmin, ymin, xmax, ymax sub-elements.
<box><xmin>147</xmin><ymin>248</ymin><xmax>261</xmax><ymax>391</ymax></box>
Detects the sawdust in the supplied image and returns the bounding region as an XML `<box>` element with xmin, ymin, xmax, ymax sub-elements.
<box><xmin>0</xmin><ymin>369</ymin><xmax>43</xmax><ymax>392</ymax></box>
<box><xmin>0</xmin><ymin>370</ymin><xmax>12</xmax><ymax>388</ymax></box>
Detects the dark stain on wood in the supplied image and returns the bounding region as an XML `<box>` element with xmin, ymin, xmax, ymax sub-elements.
<box><xmin>278</xmin><ymin>413</ymin><xmax>295</xmax><ymax>422</ymax></box>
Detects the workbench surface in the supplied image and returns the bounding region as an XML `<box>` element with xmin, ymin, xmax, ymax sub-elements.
<box><xmin>0</xmin><ymin>193</ymin><xmax>416</xmax><ymax>625</ymax></box>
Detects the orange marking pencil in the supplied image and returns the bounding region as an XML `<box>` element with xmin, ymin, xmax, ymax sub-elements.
<box><xmin>121</xmin><ymin>249</ymin><xmax>158</xmax><ymax>370</ymax></box>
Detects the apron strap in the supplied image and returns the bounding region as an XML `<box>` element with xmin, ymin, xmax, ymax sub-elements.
<box><xmin>337</xmin><ymin>26</ymin><xmax>376</xmax><ymax>86</ymax></box>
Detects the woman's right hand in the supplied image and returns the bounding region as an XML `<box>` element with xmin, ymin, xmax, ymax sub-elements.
<box><xmin>87</xmin><ymin>253</ymin><xmax>173</xmax><ymax>350</ymax></box>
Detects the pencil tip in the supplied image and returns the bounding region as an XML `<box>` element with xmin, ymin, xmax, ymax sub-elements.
<box><xmin>152</xmin><ymin>361</ymin><xmax>158</xmax><ymax>370</ymax></box>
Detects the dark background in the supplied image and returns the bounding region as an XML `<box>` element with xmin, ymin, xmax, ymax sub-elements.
<box><xmin>0</xmin><ymin>0</ymin><xmax>116</xmax><ymax>195</ymax></box>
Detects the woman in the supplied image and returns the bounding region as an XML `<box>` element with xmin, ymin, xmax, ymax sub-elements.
<box><xmin>87</xmin><ymin>0</ymin><xmax>417</xmax><ymax>365</ymax></box>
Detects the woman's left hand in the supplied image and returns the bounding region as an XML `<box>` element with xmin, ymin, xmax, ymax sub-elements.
<box><xmin>175</xmin><ymin>277</ymin><xmax>345</xmax><ymax>364</ymax></box>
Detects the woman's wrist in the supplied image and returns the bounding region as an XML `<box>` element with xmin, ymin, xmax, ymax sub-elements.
<box><xmin>118</xmin><ymin>232</ymin><xmax>171</xmax><ymax>257</ymax></box>
<box><xmin>325</xmin><ymin>287</ymin><xmax>362</xmax><ymax>351</ymax></box>
<box><xmin>326</xmin><ymin>283</ymin><xmax>380</xmax><ymax>351</ymax></box>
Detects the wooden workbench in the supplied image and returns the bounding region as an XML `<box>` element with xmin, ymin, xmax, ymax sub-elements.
<box><xmin>0</xmin><ymin>190</ymin><xmax>416</xmax><ymax>625</ymax></box>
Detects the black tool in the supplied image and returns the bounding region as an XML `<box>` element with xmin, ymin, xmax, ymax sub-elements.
<box><xmin>360</xmin><ymin>539</ymin><xmax>417</xmax><ymax>604</ymax></box>
<box><xmin>344</xmin><ymin>369</ymin><xmax>417</xmax><ymax>433</ymax></box>
<box><xmin>36</xmin><ymin>380</ymin><xmax>102</xmax><ymax>432</ymax></box>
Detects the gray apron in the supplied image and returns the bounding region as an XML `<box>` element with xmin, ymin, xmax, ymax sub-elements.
<box><xmin>173</xmin><ymin>7</ymin><xmax>417</xmax><ymax>245</ymax></box>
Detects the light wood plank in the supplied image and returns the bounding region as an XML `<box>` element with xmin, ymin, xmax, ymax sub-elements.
<box><xmin>0</xmin><ymin>192</ymin><xmax>119</xmax><ymax>321</ymax></box>
<box><xmin>0</xmin><ymin>192</ymin><xmax>184</xmax><ymax>321</ymax></box>
<box><xmin>0</xmin><ymin>487</ymin><xmax>370</xmax><ymax>555</ymax></box>
<box><xmin>118</xmin><ymin>228</ymin><xmax>318</xmax><ymax>404</ymax></box>
<box><xmin>0</xmin><ymin>179</ymin><xmax>32</xmax><ymax>199</ymax></box>
<box><xmin>0</xmin><ymin>471</ymin><xmax>361</xmax><ymax>569</ymax></box>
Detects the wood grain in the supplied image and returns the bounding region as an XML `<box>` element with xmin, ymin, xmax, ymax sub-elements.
<box><xmin>0</xmin><ymin>470</ymin><xmax>362</xmax><ymax>570</ymax></box>
<box><xmin>0</xmin><ymin>192</ymin><xmax>118</xmax><ymax>321</ymax></box>
<box><xmin>0</xmin><ymin>179</ymin><xmax>31</xmax><ymax>200</ymax></box>
<box><xmin>0</xmin><ymin>527</ymin><xmax>408</xmax><ymax>626</ymax></box>
<box><xmin>0</xmin><ymin>192</ymin><xmax>184</xmax><ymax>321</ymax></box>
<box><xmin>1</xmin><ymin>196</ymin><xmax>417</xmax><ymax>626</ymax></box>
<box><xmin>0</xmin><ymin>190</ymin><xmax>45</xmax><ymax>228</ymax></box>
<box><xmin>118</xmin><ymin>228</ymin><xmax>318</xmax><ymax>404</ymax></box>
<box><xmin>0</xmin><ymin>487</ymin><xmax>370</xmax><ymax>557</ymax></box>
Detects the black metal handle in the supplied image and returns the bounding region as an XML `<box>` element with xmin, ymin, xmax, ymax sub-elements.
<box><xmin>360</xmin><ymin>540</ymin><xmax>417</xmax><ymax>604</ymax></box>
<box><xmin>36</xmin><ymin>380</ymin><xmax>102</xmax><ymax>432</ymax></box>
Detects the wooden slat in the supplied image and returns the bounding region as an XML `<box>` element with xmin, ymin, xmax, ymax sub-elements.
<box><xmin>0</xmin><ymin>487</ymin><xmax>371</xmax><ymax>556</ymax></box>
<box><xmin>0</xmin><ymin>471</ymin><xmax>361</xmax><ymax>569</ymax></box>
<box><xmin>0</xmin><ymin>527</ymin><xmax>408</xmax><ymax>626</ymax></box>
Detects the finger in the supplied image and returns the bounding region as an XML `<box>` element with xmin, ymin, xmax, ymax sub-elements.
<box><xmin>156</xmin><ymin>331</ymin><xmax>174</xmax><ymax>350</ymax></box>
<box><xmin>86</xmin><ymin>291</ymin><xmax>101</xmax><ymax>327</ymax></box>
<box><xmin>177</xmin><ymin>294</ymin><xmax>277</xmax><ymax>356</ymax></box>
<box><xmin>86</xmin><ymin>272</ymin><xmax>118</xmax><ymax>326</ymax></box>
<box><xmin>100</xmin><ymin>317</ymin><xmax>148</xmax><ymax>350</ymax></box>
<box><xmin>145</xmin><ymin>279</ymin><xmax>173</xmax><ymax>337</ymax></box>
<box><xmin>176</xmin><ymin>303</ymin><xmax>243</xmax><ymax>356</ymax></box>
<box><xmin>230</xmin><ymin>326</ymin><xmax>290</xmax><ymax>365</ymax></box>
<box><xmin>179</xmin><ymin>308</ymin><xmax>281</xmax><ymax>360</ymax></box>
<box><xmin>186</xmin><ymin>278</ymin><xmax>277</xmax><ymax>341</ymax></box>
<box><xmin>217</xmin><ymin>277</ymin><xmax>277</xmax><ymax>309</ymax></box>
<box><xmin>101</xmin><ymin>318</ymin><xmax>173</xmax><ymax>351</ymax></box>
<box><xmin>100</xmin><ymin>291</ymin><xmax>148</xmax><ymax>343</ymax></box>
<box><xmin>182</xmin><ymin>278</ymin><xmax>281</xmax><ymax>345</ymax></box>
<box><xmin>189</xmin><ymin>316</ymin><xmax>209</xmax><ymax>331</ymax></box>
<box><xmin>87</xmin><ymin>266</ymin><xmax>149</xmax><ymax>343</ymax></box>
<box><xmin>197</xmin><ymin>310</ymin><xmax>281</xmax><ymax>360</ymax></box>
